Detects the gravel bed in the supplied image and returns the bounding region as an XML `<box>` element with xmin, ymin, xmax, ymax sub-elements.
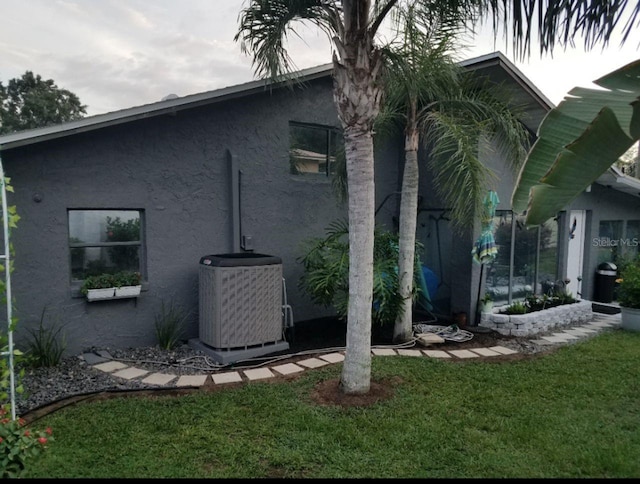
<box><xmin>14</xmin><ymin>344</ymin><xmax>227</xmax><ymax>416</ymax></box>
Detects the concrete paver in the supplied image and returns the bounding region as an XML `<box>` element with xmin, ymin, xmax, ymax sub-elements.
<box><xmin>319</xmin><ymin>353</ymin><xmax>344</xmax><ymax>363</ymax></box>
<box><xmin>488</xmin><ymin>346</ymin><xmax>518</xmax><ymax>355</ymax></box>
<box><xmin>469</xmin><ymin>347</ymin><xmax>502</xmax><ymax>357</ymax></box>
<box><xmin>540</xmin><ymin>335</ymin><xmax>574</xmax><ymax>343</ymax></box>
<box><xmin>272</xmin><ymin>363</ymin><xmax>305</xmax><ymax>375</ymax></box>
<box><xmin>142</xmin><ymin>373</ymin><xmax>177</xmax><ymax>385</ymax></box>
<box><xmin>422</xmin><ymin>350</ymin><xmax>452</xmax><ymax>358</ymax></box>
<box><xmin>397</xmin><ymin>349</ymin><xmax>423</xmax><ymax>357</ymax></box>
<box><xmin>243</xmin><ymin>368</ymin><xmax>275</xmax><ymax>381</ymax></box>
<box><xmin>552</xmin><ymin>332</ymin><xmax>579</xmax><ymax>340</ymax></box>
<box><xmin>112</xmin><ymin>367</ymin><xmax>149</xmax><ymax>380</ymax></box>
<box><xmin>448</xmin><ymin>349</ymin><xmax>480</xmax><ymax>359</ymax></box>
<box><xmin>211</xmin><ymin>372</ymin><xmax>243</xmax><ymax>384</ymax></box>
<box><xmin>371</xmin><ymin>348</ymin><xmax>397</xmax><ymax>356</ymax></box>
<box><xmin>297</xmin><ymin>358</ymin><xmax>329</xmax><ymax>369</ymax></box>
<box><xmin>175</xmin><ymin>375</ymin><xmax>208</xmax><ymax>387</ymax></box>
<box><xmin>93</xmin><ymin>361</ymin><xmax>128</xmax><ymax>373</ymax></box>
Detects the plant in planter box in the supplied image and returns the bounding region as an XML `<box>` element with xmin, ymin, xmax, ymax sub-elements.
<box><xmin>113</xmin><ymin>271</ymin><xmax>142</xmax><ymax>297</ymax></box>
<box><xmin>80</xmin><ymin>273</ymin><xmax>115</xmax><ymax>296</ymax></box>
<box><xmin>502</xmin><ymin>300</ymin><xmax>527</xmax><ymax>315</ymax></box>
<box><xmin>617</xmin><ymin>258</ymin><xmax>640</xmax><ymax>331</ymax></box>
<box><xmin>113</xmin><ymin>271</ymin><xmax>142</xmax><ymax>288</ymax></box>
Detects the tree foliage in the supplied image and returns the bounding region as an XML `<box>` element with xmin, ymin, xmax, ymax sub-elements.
<box><xmin>0</xmin><ymin>71</ymin><xmax>86</xmax><ymax>135</ymax></box>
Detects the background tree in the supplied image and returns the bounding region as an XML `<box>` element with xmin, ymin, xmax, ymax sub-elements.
<box><xmin>0</xmin><ymin>71</ymin><xmax>86</xmax><ymax>134</ymax></box>
<box><xmin>615</xmin><ymin>143</ymin><xmax>640</xmax><ymax>177</ymax></box>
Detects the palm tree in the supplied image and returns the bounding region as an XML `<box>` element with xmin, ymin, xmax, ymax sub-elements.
<box><xmin>381</xmin><ymin>7</ymin><xmax>530</xmax><ymax>342</ymax></box>
<box><xmin>236</xmin><ymin>0</ymin><xmax>395</xmax><ymax>395</ymax></box>
<box><xmin>235</xmin><ymin>0</ymin><xmax>639</xmax><ymax>395</ymax></box>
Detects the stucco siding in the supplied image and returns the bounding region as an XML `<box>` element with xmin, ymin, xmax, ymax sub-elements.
<box><xmin>1</xmin><ymin>77</ymin><xmax>400</xmax><ymax>354</ymax></box>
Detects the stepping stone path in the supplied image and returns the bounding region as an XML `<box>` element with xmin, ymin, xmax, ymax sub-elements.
<box><xmin>83</xmin><ymin>312</ymin><xmax>622</xmax><ymax>389</ymax></box>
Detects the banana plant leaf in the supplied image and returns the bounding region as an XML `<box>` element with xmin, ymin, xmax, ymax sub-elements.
<box><xmin>511</xmin><ymin>59</ymin><xmax>640</xmax><ymax>227</ymax></box>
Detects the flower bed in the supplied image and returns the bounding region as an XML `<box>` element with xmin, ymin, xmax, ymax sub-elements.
<box><xmin>479</xmin><ymin>299</ymin><xmax>593</xmax><ymax>336</ymax></box>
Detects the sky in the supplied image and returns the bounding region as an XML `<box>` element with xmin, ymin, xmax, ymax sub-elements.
<box><xmin>0</xmin><ymin>0</ymin><xmax>638</xmax><ymax>117</ymax></box>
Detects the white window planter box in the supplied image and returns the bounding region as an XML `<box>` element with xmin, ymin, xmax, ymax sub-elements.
<box><xmin>115</xmin><ymin>285</ymin><xmax>142</xmax><ymax>297</ymax></box>
<box><xmin>86</xmin><ymin>285</ymin><xmax>141</xmax><ymax>301</ymax></box>
<box><xmin>86</xmin><ymin>288</ymin><xmax>116</xmax><ymax>301</ymax></box>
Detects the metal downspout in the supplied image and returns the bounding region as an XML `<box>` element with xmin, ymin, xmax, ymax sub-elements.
<box><xmin>227</xmin><ymin>149</ymin><xmax>241</xmax><ymax>252</ymax></box>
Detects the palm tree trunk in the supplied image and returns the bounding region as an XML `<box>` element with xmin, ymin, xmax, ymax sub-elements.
<box><xmin>394</xmin><ymin>126</ymin><xmax>419</xmax><ymax>343</ymax></box>
<box><xmin>340</xmin><ymin>125</ymin><xmax>375</xmax><ymax>394</ymax></box>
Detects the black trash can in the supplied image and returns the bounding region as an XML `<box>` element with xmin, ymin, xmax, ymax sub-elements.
<box><xmin>594</xmin><ymin>262</ymin><xmax>617</xmax><ymax>303</ymax></box>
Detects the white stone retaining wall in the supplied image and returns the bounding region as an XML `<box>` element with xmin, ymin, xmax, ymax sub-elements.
<box><xmin>479</xmin><ymin>300</ymin><xmax>593</xmax><ymax>337</ymax></box>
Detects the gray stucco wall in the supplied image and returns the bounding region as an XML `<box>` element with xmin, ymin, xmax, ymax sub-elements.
<box><xmin>2</xmin><ymin>77</ymin><xmax>401</xmax><ymax>355</ymax></box>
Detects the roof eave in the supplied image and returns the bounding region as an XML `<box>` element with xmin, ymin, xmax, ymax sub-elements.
<box><xmin>0</xmin><ymin>63</ymin><xmax>334</xmax><ymax>151</ymax></box>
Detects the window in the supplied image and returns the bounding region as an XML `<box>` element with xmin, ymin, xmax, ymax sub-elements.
<box><xmin>623</xmin><ymin>220</ymin><xmax>640</xmax><ymax>259</ymax></box>
<box><xmin>597</xmin><ymin>220</ymin><xmax>623</xmax><ymax>265</ymax></box>
<box><xmin>289</xmin><ymin>122</ymin><xmax>343</xmax><ymax>176</ymax></box>
<box><xmin>69</xmin><ymin>210</ymin><xmax>143</xmax><ymax>281</ymax></box>
<box><xmin>485</xmin><ymin>210</ymin><xmax>558</xmax><ymax>304</ymax></box>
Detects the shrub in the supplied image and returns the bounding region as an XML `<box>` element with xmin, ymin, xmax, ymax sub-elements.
<box><xmin>298</xmin><ymin>220</ymin><xmax>423</xmax><ymax>327</ymax></box>
<box><xmin>24</xmin><ymin>307</ymin><xmax>66</xmax><ymax>368</ymax></box>
<box><xmin>154</xmin><ymin>300</ymin><xmax>187</xmax><ymax>350</ymax></box>
<box><xmin>0</xmin><ymin>405</ymin><xmax>54</xmax><ymax>478</ymax></box>
<box><xmin>617</xmin><ymin>258</ymin><xmax>640</xmax><ymax>309</ymax></box>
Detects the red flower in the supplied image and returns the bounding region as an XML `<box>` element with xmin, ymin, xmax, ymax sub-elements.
<box><xmin>23</xmin><ymin>430</ymin><xmax>30</xmax><ymax>437</ymax></box>
<box><xmin>45</xmin><ymin>427</ymin><xmax>53</xmax><ymax>435</ymax></box>
<box><xmin>38</xmin><ymin>437</ymin><xmax>47</xmax><ymax>445</ymax></box>
<box><xmin>18</xmin><ymin>418</ymin><xmax>26</xmax><ymax>426</ymax></box>
<box><xmin>0</xmin><ymin>437</ymin><xmax>3</xmax><ymax>443</ymax></box>
<box><xmin>0</xmin><ymin>418</ymin><xmax>9</xmax><ymax>424</ymax></box>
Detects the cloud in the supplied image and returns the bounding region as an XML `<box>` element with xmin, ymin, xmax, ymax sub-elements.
<box><xmin>0</xmin><ymin>0</ymin><xmax>637</xmax><ymax>116</ymax></box>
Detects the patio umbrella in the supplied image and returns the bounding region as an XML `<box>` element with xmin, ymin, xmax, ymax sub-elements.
<box><xmin>472</xmin><ymin>190</ymin><xmax>499</xmax><ymax>326</ymax></box>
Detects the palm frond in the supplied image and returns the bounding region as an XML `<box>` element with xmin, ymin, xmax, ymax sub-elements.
<box><xmin>477</xmin><ymin>0</ymin><xmax>640</xmax><ymax>59</ymax></box>
<box><xmin>235</xmin><ymin>0</ymin><xmax>338</xmax><ymax>80</ymax></box>
<box><xmin>423</xmin><ymin>110</ymin><xmax>497</xmax><ymax>229</ymax></box>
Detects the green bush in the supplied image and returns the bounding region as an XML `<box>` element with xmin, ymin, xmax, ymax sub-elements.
<box><xmin>298</xmin><ymin>220</ymin><xmax>423</xmax><ymax>327</ymax></box>
<box><xmin>154</xmin><ymin>300</ymin><xmax>187</xmax><ymax>350</ymax></box>
<box><xmin>618</xmin><ymin>258</ymin><xmax>640</xmax><ymax>309</ymax></box>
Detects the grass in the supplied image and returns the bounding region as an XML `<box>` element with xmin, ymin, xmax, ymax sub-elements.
<box><xmin>25</xmin><ymin>329</ymin><xmax>640</xmax><ymax>478</ymax></box>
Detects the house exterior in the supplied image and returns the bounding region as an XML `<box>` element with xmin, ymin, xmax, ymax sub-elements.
<box><xmin>0</xmin><ymin>51</ymin><xmax>636</xmax><ymax>356</ymax></box>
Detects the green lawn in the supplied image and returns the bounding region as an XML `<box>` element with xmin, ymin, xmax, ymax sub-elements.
<box><xmin>26</xmin><ymin>329</ymin><xmax>640</xmax><ymax>478</ymax></box>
